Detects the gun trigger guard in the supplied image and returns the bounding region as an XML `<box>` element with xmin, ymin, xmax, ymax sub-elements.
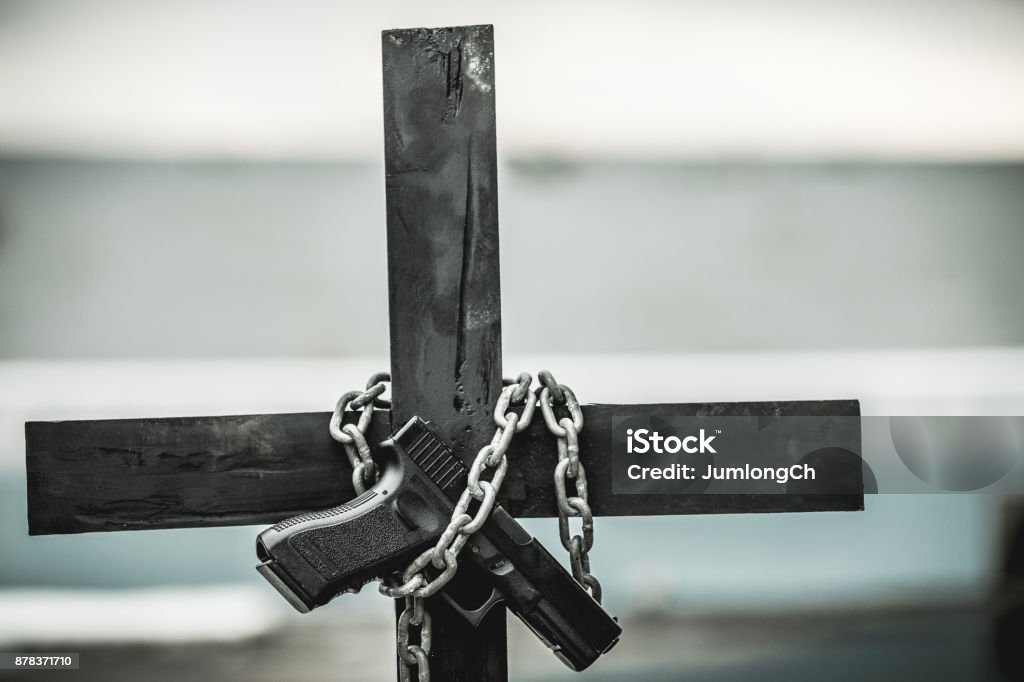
<box><xmin>439</xmin><ymin>587</ymin><xmax>506</xmax><ymax>627</ymax></box>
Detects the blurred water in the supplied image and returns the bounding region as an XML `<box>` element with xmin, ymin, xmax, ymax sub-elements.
<box><xmin>1</xmin><ymin>160</ymin><xmax>1023</xmax><ymax>357</ymax></box>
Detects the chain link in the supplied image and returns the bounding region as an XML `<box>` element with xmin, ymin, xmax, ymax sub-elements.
<box><xmin>329</xmin><ymin>379</ymin><xmax>389</xmax><ymax>494</ymax></box>
<box><xmin>538</xmin><ymin>370</ymin><xmax>602</xmax><ymax>603</ymax></box>
<box><xmin>397</xmin><ymin>596</ymin><xmax>431</xmax><ymax>682</ymax></box>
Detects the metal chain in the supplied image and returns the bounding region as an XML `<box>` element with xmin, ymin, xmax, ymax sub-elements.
<box><xmin>328</xmin><ymin>370</ymin><xmax>601</xmax><ymax>679</ymax></box>
<box><xmin>329</xmin><ymin>374</ymin><xmax>390</xmax><ymax>495</ymax></box>
<box><xmin>537</xmin><ymin>370</ymin><xmax>602</xmax><ymax>603</ymax></box>
<box><xmin>329</xmin><ymin>373</ymin><xmax>431</xmax><ymax>680</ymax></box>
<box><xmin>396</xmin><ymin>596</ymin><xmax>431</xmax><ymax>682</ymax></box>
<box><xmin>379</xmin><ymin>374</ymin><xmax>536</xmax><ymax>682</ymax></box>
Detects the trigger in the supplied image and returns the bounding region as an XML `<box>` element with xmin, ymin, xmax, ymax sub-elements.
<box><xmin>439</xmin><ymin>586</ymin><xmax>506</xmax><ymax>627</ymax></box>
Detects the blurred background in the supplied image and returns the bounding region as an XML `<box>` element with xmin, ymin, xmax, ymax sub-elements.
<box><xmin>1</xmin><ymin>0</ymin><xmax>1023</xmax><ymax>680</ymax></box>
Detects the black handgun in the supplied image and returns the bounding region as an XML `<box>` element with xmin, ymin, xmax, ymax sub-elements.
<box><xmin>256</xmin><ymin>416</ymin><xmax>620</xmax><ymax>671</ymax></box>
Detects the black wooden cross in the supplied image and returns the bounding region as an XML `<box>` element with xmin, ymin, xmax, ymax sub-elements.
<box><xmin>24</xmin><ymin>25</ymin><xmax>862</xmax><ymax>682</ymax></box>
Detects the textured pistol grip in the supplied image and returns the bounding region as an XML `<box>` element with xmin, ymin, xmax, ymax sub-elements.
<box><xmin>256</xmin><ymin>463</ymin><xmax>450</xmax><ymax>612</ymax></box>
<box><xmin>288</xmin><ymin>497</ymin><xmax>412</xmax><ymax>584</ymax></box>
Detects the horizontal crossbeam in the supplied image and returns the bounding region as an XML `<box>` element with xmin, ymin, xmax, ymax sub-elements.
<box><xmin>25</xmin><ymin>399</ymin><xmax>862</xmax><ymax>535</ymax></box>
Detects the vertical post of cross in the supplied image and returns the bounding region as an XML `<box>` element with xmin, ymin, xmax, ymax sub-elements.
<box><xmin>382</xmin><ymin>24</ymin><xmax>507</xmax><ymax>682</ymax></box>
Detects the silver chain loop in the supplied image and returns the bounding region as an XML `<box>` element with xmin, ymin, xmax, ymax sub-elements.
<box><xmin>329</xmin><ymin>380</ymin><xmax>389</xmax><ymax>494</ymax></box>
<box><xmin>539</xmin><ymin>371</ymin><xmax>602</xmax><ymax>603</ymax></box>
<box><xmin>379</xmin><ymin>374</ymin><xmax>536</xmax><ymax>682</ymax></box>
<box><xmin>397</xmin><ymin>597</ymin><xmax>431</xmax><ymax>682</ymax></box>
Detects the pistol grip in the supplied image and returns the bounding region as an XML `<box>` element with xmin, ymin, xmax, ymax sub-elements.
<box><xmin>256</xmin><ymin>460</ymin><xmax>452</xmax><ymax>611</ymax></box>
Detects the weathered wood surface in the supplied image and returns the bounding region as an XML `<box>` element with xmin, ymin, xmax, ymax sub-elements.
<box><xmin>25</xmin><ymin>410</ymin><xmax>391</xmax><ymax>535</ymax></box>
<box><xmin>25</xmin><ymin>399</ymin><xmax>862</xmax><ymax>536</ymax></box>
<box><xmin>383</xmin><ymin>24</ymin><xmax>507</xmax><ymax>682</ymax></box>
<box><xmin>383</xmin><ymin>23</ymin><xmax>502</xmax><ymax>506</ymax></box>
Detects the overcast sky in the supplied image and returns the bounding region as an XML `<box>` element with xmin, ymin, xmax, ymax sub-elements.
<box><xmin>1</xmin><ymin>0</ymin><xmax>1023</xmax><ymax>161</ymax></box>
